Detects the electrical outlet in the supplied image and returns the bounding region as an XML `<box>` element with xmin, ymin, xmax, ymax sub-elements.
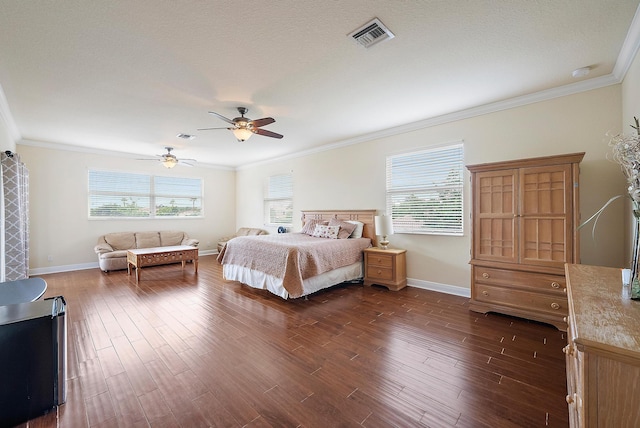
<box><xmin>47</xmin><ymin>255</ymin><xmax>53</xmax><ymax>262</ymax></box>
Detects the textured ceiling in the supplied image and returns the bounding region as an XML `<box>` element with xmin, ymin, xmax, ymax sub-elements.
<box><xmin>0</xmin><ymin>0</ymin><xmax>639</xmax><ymax>168</ymax></box>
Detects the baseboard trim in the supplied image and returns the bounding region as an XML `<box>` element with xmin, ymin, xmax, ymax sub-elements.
<box><xmin>30</xmin><ymin>262</ymin><xmax>99</xmax><ymax>276</ymax></box>
<box><xmin>407</xmin><ymin>278</ymin><xmax>471</xmax><ymax>298</ymax></box>
<box><xmin>29</xmin><ymin>250</ymin><xmax>218</xmax><ymax>276</ymax></box>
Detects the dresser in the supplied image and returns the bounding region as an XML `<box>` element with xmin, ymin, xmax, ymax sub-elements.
<box><xmin>363</xmin><ymin>247</ymin><xmax>407</xmax><ymax>291</ymax></box>
<box><xmin>467</xmin><ymin>152</ymin><xmax>584</xmax><ymax>330</ymax></box>
<box><xmin>564</xmin><ymin>263</ymin><xmax>640</xmax><ymax>427</ymax></box>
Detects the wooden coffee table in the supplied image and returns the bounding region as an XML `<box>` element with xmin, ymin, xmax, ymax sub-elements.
<box><xmin>127</xmin><ymin>245</ymin><xmax>198</xmax><ymax>283</ymax></box>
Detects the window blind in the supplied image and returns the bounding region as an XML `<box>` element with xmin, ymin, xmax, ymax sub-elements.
<box><xmin>89</xmin><ymin>170</ymin><xmax>202</xmax><ymax>218</ymax></box>
<box><xmin>264</xmin><ymin>174</ymin><xmax>293</xmax><ymax>225</ymax></box>
<box><xmin>386</xmin><ymin>143</ymin><xmax>464</xmax><ymax>235</ymax></box>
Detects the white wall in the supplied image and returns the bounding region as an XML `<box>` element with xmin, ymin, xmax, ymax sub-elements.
<box><xmin>17</xmin><ymin>144</ymin><xmax>236</xmax><ymax>273</ymax></box>
<box><xmin>620</xmin><ymin>42</ymin><xmax>640</xmax><ymax>265</ymax></box>
<box><xmin>0</xmin><ymin>113</ymin><xmax>16</xmax><ymax>153</ymax></box>
<box><xmin>236</xmin><ymin>85</ymin><xmax>626</xmax><ymax>293</ymax></box>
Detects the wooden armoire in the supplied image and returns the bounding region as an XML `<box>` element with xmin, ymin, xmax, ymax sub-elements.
<box><xmin>467</xmin><ymin>152</ymin><xmax>584</xmax><ymax>330</ymax></box>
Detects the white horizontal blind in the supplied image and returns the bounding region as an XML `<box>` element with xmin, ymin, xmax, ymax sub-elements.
<box><xmin>264</xmin><ymin>174</ymin><xmax>293</xmax><ymax>225</ymax></box>
<box><xmin>89</xmin><ymin>170</ymin><xmax>202</xmax><ymax>218</ymax></box>
<box><xmin>386</xmin><ymin>143</ymin><xmax>464</xmax><ymax>235</ymax></box>
<box><xmin>154</xmin><ymin>176</ymin><xmax>202</xmax><ymax>217</ymax></box>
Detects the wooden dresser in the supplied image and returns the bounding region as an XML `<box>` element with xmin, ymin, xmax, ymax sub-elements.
<box><xmin>467</xmin><ymin>152</ymin><xmax>584</xmax><ymax>330</ymax></box>
<box><xmin>564</xmin><ymin>263</ymin><xmax>640</xmax><ymax>427</ymax></box>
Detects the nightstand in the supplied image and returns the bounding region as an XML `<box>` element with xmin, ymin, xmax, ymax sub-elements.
<box><xmin>363</xmin><ymin>247</ymin><xmax>407</xmax><ymax>291</ymax></box>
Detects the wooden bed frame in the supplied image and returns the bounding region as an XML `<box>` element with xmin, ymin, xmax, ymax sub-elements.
<box><xmin>300</xmin><ymin>209</ymin><xmax>377</xmax><ymax>245</ymax></box>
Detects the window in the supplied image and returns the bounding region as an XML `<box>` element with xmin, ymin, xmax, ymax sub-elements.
<box><xmin>264</xmin><ymin>173</ymin><xmax>293</xmax><ymax>225</ymax></box>
<box><xmin>386</xmin><ymin>143</ymin><xmax>464</xmax><ymax>235</ymax></box>
<box><xmin>89</xmin><ymin>170</ymin><xmax>202</xmax><ymax>218</ymax></box>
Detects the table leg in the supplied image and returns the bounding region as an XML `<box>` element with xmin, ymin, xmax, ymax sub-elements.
<box><xmin>194</xmin><ymin>258</ymin><xmax>198</xmax><ymax>274</ymax></box>
<box><xmin>135</xmin><ymin>266</ymin><xmax>140</xmax><ymax>283</ymax></box>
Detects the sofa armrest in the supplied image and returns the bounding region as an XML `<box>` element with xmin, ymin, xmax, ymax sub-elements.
<box><xmin>182</xmin><ymin>238</ymin><xmax>199</xmax><ymax>247</ymax></box>
<box><xmin>94</xmin><ymin>243</ymin><xmax>114</xmax><ymax>255</ymax></box>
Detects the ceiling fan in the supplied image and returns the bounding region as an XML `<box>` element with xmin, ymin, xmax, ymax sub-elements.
<box><xmin>197</xmin><ymin>107</ymin><xmax>283</xmax><ymax>142</ymax></box>
<box><xmin>138</xmin><ymin>147</ymin><xmax>196</xmax><ymax>169</ymax></box>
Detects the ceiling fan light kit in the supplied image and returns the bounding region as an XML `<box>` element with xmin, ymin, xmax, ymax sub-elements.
<box><xmin>198</xmin><ymin>107</ymin><xmax>283</xmax><ymax>142</ymax></box>
<box><xmin>137</xmin><ymin>147</ymin><xmax>195</xmax><ymax>168</ymax></box>
<box><xmin>162</xmin><ymin>157</ymin><xmax>178</xmax><ymax>168</ymax></box>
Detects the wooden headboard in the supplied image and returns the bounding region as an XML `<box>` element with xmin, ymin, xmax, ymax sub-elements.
<box><xmin>300</xmin><ymin>209</ymin><xmax>377</xmax><ymax>245</ymax></box>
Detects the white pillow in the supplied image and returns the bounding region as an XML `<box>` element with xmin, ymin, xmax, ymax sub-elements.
<box><xmin>346</xmin><ymin>220</ymin><xmax>364</xmax><ymax>238</ymax></box>
<box><xmin>312</xmin><ymin>224</ymin><xmax>340</xmax><ymax>239</ymax></box>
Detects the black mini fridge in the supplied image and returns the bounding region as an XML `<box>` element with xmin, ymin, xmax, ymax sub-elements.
<box><xmin>0</xmin><ymin>296</ymin><xmax>67</xmax><ymax>427</ymax></box>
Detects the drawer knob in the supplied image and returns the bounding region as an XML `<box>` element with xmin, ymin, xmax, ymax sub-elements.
<box><xmin>482</xmin><ymin>290</ymin><xmax>489</xmax><ymax>296</ymax></box>
<box><xmin>482</xmin><ymin>272</ymin><xmax>490</xmax><ymax>279</ymax></box>
<box><xmin>566</xmin><ymin>394</ymin><xmax>576</xmax><ymax>405</ymax></box>
<box><xmin>376</xmin><ymin>258</ymin><xmax>382</xmax><ymax>263</ymax></box>
<box><xmin>377</xmin><ymin>270</ymin><xmax>382</xmax><ymax>275</ymax></box>
<box><xmin>551</xmin><ymin>281</ymin><xmax>560</xmax><ymax>289</ymax></box>
<box><xmin>563</xmin><ymin>316</ymin><xmax>567</xmax><ymax>323</ymax></box>
<box><xmin>551</xmin><ymin>302</ymin><xmax>560</xmax><ymax>310</ymax></box>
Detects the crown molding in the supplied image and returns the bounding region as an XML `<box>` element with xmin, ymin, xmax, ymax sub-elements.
<box><xmin>613</xmin><ymin>2</ymin><xmax>640</xmax><ymax>80</ymax></box>
<box><xmin>17</xmin><ymin>139</ymin><xmax>234</xmax><ymax>171</ymax></box>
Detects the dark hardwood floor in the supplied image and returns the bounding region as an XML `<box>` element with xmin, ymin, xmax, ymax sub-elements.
<box><xmin>14</xmin><ymin>255</ymin><xmax>568</xmax><ymax>427</ymax></box>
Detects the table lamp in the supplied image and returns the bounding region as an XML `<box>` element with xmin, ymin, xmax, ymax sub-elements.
<box><xmin>374</xmin><ymin>215</ymin><xmax>394</xmax><ymax>250</ymax></box>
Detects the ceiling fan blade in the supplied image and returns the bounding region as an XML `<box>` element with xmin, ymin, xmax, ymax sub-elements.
<box><xmin>179</xmin><ymin>161</ymin><xmax>195</xmax><ymax>167</ymax></box>
<box><xmin>208</xmin><ymin>111</ymin><xmax>235</xmax><ymax>125</ymax></box>
<box><xmin>197</xmin><ymin>126</ymin><xmax>231</xmax><ymax>131</ymax></box>
<box><xmin>251</xmin><ymin>117</ymin><xmax>275</xmax><ymax>128</ymax></box>
<box><xmin>255</xmin><ymin>128</ymin><xmax>284</xmax><ymax>139</ymax></box>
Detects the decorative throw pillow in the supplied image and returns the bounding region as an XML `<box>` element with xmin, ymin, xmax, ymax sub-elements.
<box><xmin>311</xmin><ymin>224</ymin><xmax>340</xmax><ymax>239</ymax></box>
<box><xmin>301</xmin><ymin>219</ymin><xmax>328</xmax><ymax>235</ymax></box>
<box><xmin>346</xmin><ymin>220</ymin><xmax>364</xmax><ymax>238</ymax></box>
<box><xmin>328</xmin><ymin>218</ymin><xmax>358</xmax><ymax>239</ymax></box>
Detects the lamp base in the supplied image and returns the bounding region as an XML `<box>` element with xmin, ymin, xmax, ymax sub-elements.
<box><xmin>379</xmin><ymin>236</ymin><xmax>390</xmax><ymax>250</ymax></box>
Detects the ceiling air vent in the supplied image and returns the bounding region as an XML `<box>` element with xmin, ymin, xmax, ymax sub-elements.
<box><xmin>348</xmin><ymin>18</ymin><xmax>395</xmax><ymax>48</ymax></box>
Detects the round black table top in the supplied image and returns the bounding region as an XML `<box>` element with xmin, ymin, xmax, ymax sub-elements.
<box><xmin>0</xmin><ymin>278</ymin><xmax>47</xmax><ymax>306</ymax></box>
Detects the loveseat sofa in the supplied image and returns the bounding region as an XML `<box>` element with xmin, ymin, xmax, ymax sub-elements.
<box><xmin>217</xmin><ymin>227</ymin><xmax>267</xmax><ymax>253</ymax></box>
<box><xmin>94</xmin><ymin>231</ymin><xmax>199</xmax><ymax>272</ymax></box>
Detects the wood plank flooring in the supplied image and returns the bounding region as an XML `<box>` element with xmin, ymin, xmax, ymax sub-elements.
<box><xmin>13</xmin><ymin>255</ymin><xmax>569</xmax><ymax>427</ymax></box>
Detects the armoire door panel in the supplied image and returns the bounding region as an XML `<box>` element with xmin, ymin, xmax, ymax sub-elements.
<box><xmin>520</xmin><ymin>165</ymin><xmax>571</xmax><ymax>216</ymax></box>
<box><xmin>478</xmin><ymin>170</ymin><xmax>516</xmax><ymax>216</ymax></box>
<box><xmin>478</xmin><ymin>218</ymin><xmax>516</xmax><ymax>261</ymax></box>
<box><xmin>521</xmin><ymin>217</ymin><xmax>570</xmax><ymax>266</ymax></box>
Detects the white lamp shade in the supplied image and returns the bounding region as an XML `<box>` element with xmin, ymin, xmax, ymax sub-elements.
<box><xmin>233</xmin><ymin>127</ymin><xmax>254</xmax><ymax>141</ymax></box>
<box><xmin>162</xmin><ymin>158</ymin><xmax>178</xmax><ymax>168</ymax></box>
<box><xmin>374</xmin><ymin>215</ymin><xmax>394</xmax><ymax>236</ymax></box>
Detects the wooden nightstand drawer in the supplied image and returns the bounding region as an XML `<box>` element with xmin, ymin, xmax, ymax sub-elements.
<box><xmin>366</xmin><ymin>266</ymin><xmax>393</xmax><ymax>281</ymax></box>
<box><xmin>367</xmin><ymin>254</ymin><xmax>393</xmax><ymax>268</ymax></box>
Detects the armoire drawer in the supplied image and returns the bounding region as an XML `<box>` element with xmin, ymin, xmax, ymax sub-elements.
<box><xmin>474</xmin><ymin>283</ymin><xmax>568</xmax><ymax>316</ymax></box>
<box><xmin>474</xmin><ymin>266</ymin><xmax>566</xmax><ymax>293</ymax></box>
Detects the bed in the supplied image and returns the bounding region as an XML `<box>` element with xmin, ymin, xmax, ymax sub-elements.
<box><xmin>217</xmin><ymin>210</ymin><xmax>377</xmax><ymax>299</ymax></box>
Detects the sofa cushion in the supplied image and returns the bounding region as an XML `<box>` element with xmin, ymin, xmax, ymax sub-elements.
<box><xmin>104</xmin><ymin>232</ymin><xmax>136</xmax><ymax>251</ymax></box>
<box><xmin>160</xmin><ymin>231</ymin><xmax>185</xmax><ymax>247</ymax></box>
<box><xmin>136</xmin><ymin>232</ymin><xmax>161</xmax><ymax>249</ymax></box>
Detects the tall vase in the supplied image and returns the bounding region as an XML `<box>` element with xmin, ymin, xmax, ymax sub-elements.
<box><xmin>632</xmin><ymin>209</ymin><xmax>640</xmax><ymax>300</ymax></box>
